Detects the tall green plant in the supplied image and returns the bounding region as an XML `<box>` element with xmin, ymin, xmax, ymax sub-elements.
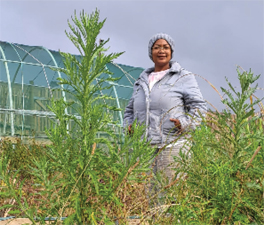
<box><xmin>160</xmin><ymin>68</ymin><xmax>264</xmax><ymax>224</ymax></box>
<box><xmin>24</xmin><ymin>9</ymin><xmax>156</xmax><ymax>225</ymax></box>
<box><xmin>0</xmin><ymin>9</ymin><xmax>157</xmax><ymax>225</ymax></box>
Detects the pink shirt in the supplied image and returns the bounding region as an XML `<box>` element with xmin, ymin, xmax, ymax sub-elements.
<box><xmin>148</xmin><ymin>69</ymin><xmax>169</xmax><ymax>91</ymax></box>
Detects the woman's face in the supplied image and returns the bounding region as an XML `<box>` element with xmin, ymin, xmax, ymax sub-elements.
<box><xmin>152</xmin><ymin>39</ymin><xmax>171</xmax><ymax>68</ymax></box>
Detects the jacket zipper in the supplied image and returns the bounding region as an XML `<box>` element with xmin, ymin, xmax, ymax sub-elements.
<box><xmin>142</xmin><ymin>71</ymin><xmax>171</xmax><ymax>140</ymax></box>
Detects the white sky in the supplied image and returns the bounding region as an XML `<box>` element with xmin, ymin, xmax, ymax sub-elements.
<box><xmin>0</xmin><ymin>0</ymin><xmax>263</xmax><ymax>111</ymax></box>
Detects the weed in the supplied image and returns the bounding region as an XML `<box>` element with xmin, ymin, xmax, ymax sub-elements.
<box><xmin>162</xmin><ymin>69</ymin><xmax>264</xmax><ymax>224</ymax></box>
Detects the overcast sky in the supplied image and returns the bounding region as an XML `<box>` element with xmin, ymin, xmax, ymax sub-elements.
<box><xmin>0</xmin><ymin>0</ymin><xmax>263</xmax><ymax>111</ymax></box>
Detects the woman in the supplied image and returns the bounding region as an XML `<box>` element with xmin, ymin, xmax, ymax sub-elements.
<box><xmin>123</xmin><ymin>33</ymin><xmax>207</xmax><ymax>182</ymax></box>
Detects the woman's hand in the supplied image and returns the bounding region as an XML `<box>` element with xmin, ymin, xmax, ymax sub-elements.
<box><xmin>170</xmin><ymin>118</ymin><xmax>182</xmax><ymax>130</ymax></box>
<box><xmin>128</xmin><ymin>124</ymin><xmax>133</xmax><ymax>134</ymax></box>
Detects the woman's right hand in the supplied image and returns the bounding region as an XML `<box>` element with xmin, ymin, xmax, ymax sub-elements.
<box><xmin>169</xmin><ymin>118</ymin><xmax>182</xmax><ymax>130</ymax></box>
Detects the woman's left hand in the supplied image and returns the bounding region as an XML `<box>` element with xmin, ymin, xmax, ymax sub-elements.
<box><xmin>170</xmin><ymin>118</ymin><xmax>182</xmax><ymax>130</ymax></box>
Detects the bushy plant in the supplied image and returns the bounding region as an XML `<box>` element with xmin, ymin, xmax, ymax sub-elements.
<box><xmin>0</xmin><ymin>9</ymin><xmax>156</xmax><ymax>225</ymax></box>
<box><xmin>160</xmin><ymin>69</ymin><xmax>264</xmax><ymax>224</ymax></box>
<box><xmin>0</xmin><ymin>138</ymin><xmax>48</xmax><ymax>219</ymax></box>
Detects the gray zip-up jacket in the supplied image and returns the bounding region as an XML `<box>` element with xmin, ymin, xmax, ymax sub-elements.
<box><xmin>123</xmin><ymin>61</ymin><xmax>207</xmax><ymax>145</ymax></box>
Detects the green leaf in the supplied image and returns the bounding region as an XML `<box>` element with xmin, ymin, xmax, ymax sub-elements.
<box><xmin>8</xmin><ymin>210</ymin><xmax>21</xmax><ymax>215</ymax></box>
<box><xmin>0</xmin><ymin>204</ymin><xmax>16</xmax><ymax>210</ymax></box>
<box><xmin>88</xmin><ymin>170</ymin><xmax>99</xmax><ymax>194</ymax></box>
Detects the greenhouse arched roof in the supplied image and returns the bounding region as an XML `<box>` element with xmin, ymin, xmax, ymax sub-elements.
<box><xmin>0</xmin><ymin>41</ymin><xmax>144</xmax><ymax>138</ymax></box>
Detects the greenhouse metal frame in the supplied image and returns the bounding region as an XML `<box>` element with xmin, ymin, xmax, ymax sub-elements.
<box><xmin>0</xmin><ymin>41</ymin><xmax>143</xmax><ymax>139</ymax></box>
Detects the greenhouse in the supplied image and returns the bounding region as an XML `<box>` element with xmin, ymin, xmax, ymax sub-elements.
<box><xmin>0</xmin><ymin>41</ymin><xmax>143</xmax><ymax>140</ymax></box>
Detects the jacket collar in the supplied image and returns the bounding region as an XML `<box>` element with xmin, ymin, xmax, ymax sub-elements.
<box><xmin>138</xmin><ymin>61</ymin><xmax>182</xmax><ymax>83</ymax></box>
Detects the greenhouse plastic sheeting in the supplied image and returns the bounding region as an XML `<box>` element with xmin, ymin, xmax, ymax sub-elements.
<box><xmin>0</xmin><ymin>41</ymin><xmax>143</xmax><ymax>138</ymax></box>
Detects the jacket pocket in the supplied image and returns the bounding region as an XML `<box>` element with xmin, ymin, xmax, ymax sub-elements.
<box><xmin>161</xmin><ymin>110</ymin><xmax>179</xmax><ymax>136</ymax></box>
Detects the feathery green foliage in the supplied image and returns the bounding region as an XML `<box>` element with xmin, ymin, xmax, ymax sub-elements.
<box><xmin>0</xmin><ymin>9</ymin><xmax>156</xmax><ymax>224</ymax></box>
<box><xmin>160</xmin><ymin>69</ymin><xmax>264</xmax><ymax>224</ymax></box>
